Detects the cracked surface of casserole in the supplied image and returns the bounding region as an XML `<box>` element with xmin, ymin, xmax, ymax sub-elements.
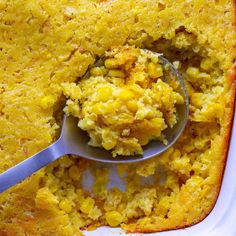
<box><xmin>0</xmin><ymin>0</ymin><xmax>235</xmax><ymax>235</ymax></box>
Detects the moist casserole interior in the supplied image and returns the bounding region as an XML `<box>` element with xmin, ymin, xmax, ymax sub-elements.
<box><xmin>0</xmin><ymin>0</ymin><xmax>235</xmax><ymax>235</ymax></box>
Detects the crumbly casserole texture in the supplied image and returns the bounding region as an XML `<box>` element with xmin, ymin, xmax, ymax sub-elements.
<box><xmin>0</xmin><ymin>0</ymin><xmax>235</xmax><ymax>235</ymax></box>
<box><xmin>63</xmin><ymin>46</ymin><xmax>184</xmax><ymax>157</ymax></box>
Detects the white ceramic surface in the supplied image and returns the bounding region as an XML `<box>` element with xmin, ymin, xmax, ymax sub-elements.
<box><xmin>84</xmin><ymin>104</ymin><xmax>236</xmax><ymax>236</ymax></box>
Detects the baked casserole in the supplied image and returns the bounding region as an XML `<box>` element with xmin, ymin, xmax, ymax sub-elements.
<box><xmin>0</xmin><ymin>0</ymin><xmax>235</xmax><ymax>235</ymax></box>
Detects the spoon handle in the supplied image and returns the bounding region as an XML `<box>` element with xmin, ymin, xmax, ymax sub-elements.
<box><xmin>0</xmin><ymin>139</ymin><xmax>66</xmax><ymax>193</ymax></box>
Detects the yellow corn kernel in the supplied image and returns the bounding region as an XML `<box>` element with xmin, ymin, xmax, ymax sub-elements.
<box><xmin>102</xmin><ymin>139</ymin><xmax>117</xmax><ymax>150</ymax></box>
<box><xmin>104</xmin><ymin>58</ymin><xmax>118</xmax><ymax>69</ymax></box>
<box><xmin>135</xmin><ymin>107</ymin><xmax>155</xmax><ymax>120</ymax></box>
<box><xmin>129</xmin><ymin>84</ymin><xmax>144</xmax><ymax>95</ymax></box>
<box><xmin>88</xmin><ymin>206</ymin><xmax>102</xmax><ymax>220</ymax></box>
<box><xmin>108</xmin><ymin>69</ymin><xmax>125</xmax><ymax>78</ymax></box>
<box><xmin>40</xmin><ymin>95</ymin><xmax>55</xmax><ymax>109</ymax></box>
<box><xmin>149</xmin><ymin>117</ymin><xmax>165</xmax><ymax>129</ymax></box>
<box><xmin>68</xmin><ymin>166</ymin><xmax>80</xmax><ymax>181</ymax></box>
<box><xmin>151</xmin><ymin>56</ymin><xmax>159</xmax><ymax>63</ymax></box>
<box><xmin>55</xmin><ymin>168</ymin><xmax>64</xmax><ymax>178</ymax></box>
<box><xmin>97</xmin><ymin>86</ymin><xmax>113</xmax><ymax>102</ymax></box>
<box><xmin>105</xmin><ymin>211</ymin><xmax>123</xmax><ymax>227</ymax></box>
<box><xmin>186</xmin><ymin>67</ymin><xmax>200</xmax><ymax>78</ymax></box>
<box><xmin>90</xmin><ymin>67</ymin><xmax>104</xmax><ymax>76</ymax></box>
<box><xmin>103</xmin><ymin>101</ymin><xmax>119</xmax><ymax>113</ymax></box>
<box><xmin>198</xmin><ymin>72</ymin><xmax>210</xmax><ymax>80</ymax></box>
<box><xmin>80</xmin><ymin>197</ymin><xmax>95</xmax><ymax>214</ymax></box>
<box><xmin>59</xmin><ymin>199</ymin><xmax>73</xmax><ymax>213</ymax></box>
<box><xmin>118</xmin><ymin>113</ymin><xmax>134</xmax><ymax>123</ymax></box>
<box><xmin>117</xmin><ymin>89</ymin><xmax>134</xmax><ymax>101</ymax></box>
<box><xmin>127</xmin><ymin>100</ymin><xmax>138</xmax><ymax>112</ymax></box>
<box><xmin>107</xmin><ymin>76</ymin><xmax>124</xmax><ymax>86</ymax></box>
<box><xmin>214</xmin><ymin>103</ymin><xmax>224</xmax><ymax>118</ymax></box>
<box><xmin>81</xmin><ymin>106</ymin><xmax>87</xmax><ymax>117</ymax></box>
<box><xmin>78</xmin><ymin>118</ymin><xmax>95</xmax><ymax>130</ymax></box>
<box><xmin>105</xmin><ymin>116</ymin><xmax>117</xmax><ymax>125</ymax></box>
<box><xmin>191</xmin><ymin>93</ymin><xmax>203</xmax><ymax>107</ymax></box>
<box><xmin>117</xmin><ymin>203</ymin><xmax>126</xmax><ymax>212</ymax></box>
<box><xmin>200</xmin><ymin>58</ymin><xmax>212</xmax><ymax>71</ymax></box>
<box><xmin>91</xmin><ymin>103</ymin><xmax>105</xmax><ymax>114</ymax></box>
<box><xmin>148</xmin><ymin>62</ymin><xmax>163</xmax><ymax>79</ymax></box>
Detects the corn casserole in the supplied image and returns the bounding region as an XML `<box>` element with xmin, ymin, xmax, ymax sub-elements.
<box><xmin>0</xmin><ymin>0</ymin><xmax>235</xmax><ymax>235</ymax></box>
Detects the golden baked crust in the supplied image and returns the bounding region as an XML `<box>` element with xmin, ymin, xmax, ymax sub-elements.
<box><xmin>0</xmin><ymin>0</ymin><xmax>235</xmax><ymax>235</ymax></box>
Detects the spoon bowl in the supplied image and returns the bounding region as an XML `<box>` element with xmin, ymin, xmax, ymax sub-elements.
<box><xmin>63</xmin><ymin>56</ymin><xmax>189</xmax><ymax>163</ymax></box>
<box><xmin>0</xmin><ymin>54</ymin><xmax>188</xmax><ymax>192</ymax></box>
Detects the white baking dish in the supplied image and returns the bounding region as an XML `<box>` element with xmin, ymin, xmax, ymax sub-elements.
<box><xmin>84</xmin><ymin>105</ymin><xmax>236</xmax><ymax>236</ymax></box>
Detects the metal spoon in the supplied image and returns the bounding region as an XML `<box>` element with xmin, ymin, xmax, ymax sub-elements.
<box><xmin>0</xmin><ymin>55</ymin><xmax>188</xmax><ymax>193</ymax></box>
